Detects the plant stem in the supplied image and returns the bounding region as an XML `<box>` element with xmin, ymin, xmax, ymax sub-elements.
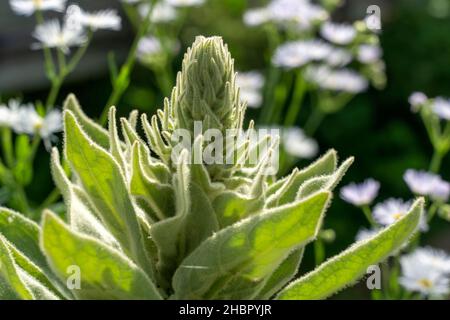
<box><xmin>361</xmin><ymin>205</ymin><xmax>376</xmax><ymax>226</ymax></box>
<box><xmin>314</xmin><ymin>238</ymin><xmax>325</xmax><ymax>266</ymax></box>
<box><xmin>38</xmin><ymin>188</ymin><xmax>61</xmax><ymax>211</ymax></box>
<box><xmin>305</xmin><ymin>107</ymin><xmax>325</xmax><ymax>136</ymax></box>
<box><xmin>284</xmin><ymin>71</ymin><xmax>306</xmax><ymax>127</ymax></box>
<box><xmin>1</xmin><ymin>128</ymin><xmax>15</xmax><ymax>168</ymax></box>
<box><xmin>100</xmin><ymin>1</ymin><xmax>157</xmax><ymax>125</ymax></box>
<box><xmin>429</xmin><ymin>148</ymin><xmax>445</xmax><ymax>173</ymax></box>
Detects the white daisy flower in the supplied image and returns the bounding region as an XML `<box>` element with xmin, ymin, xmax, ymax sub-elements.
<box><xmin>320</xmin><ymin>22</ymin><xmax>357</xmax><ymax>45</ymax></box>
<box><xmin>166</xmin><ymin>0</ymin><xmax>205</xmax><ymax>7</ymax></box>
<box><xmin>137</xmin><ymin>36</ymin><xmax>163</xmax><ymax>58</ymax></box>
<box><xmin>408</xmin><ymin>92</ymin><xmax>428</xmax><ymax>112</ymax></box>
<box><xmin>139</xmin><ymin>2</ymin><xmax>177</xmax><ymax>23</ymax></box>
<box><xmin>355</xmin><ymin>227</ymin><xmax>382</xmax><ymax>242</ymax></box>
<box><xmin>243</xmin><ymin>8</ymin><xmax>271</xmax><ymax>26</ymax></box>
<box><xmin>14</xmin><ymin>107</ymin><xmax>62</xmax><ymax>149</ymax></box>
<box><xmin>236</xmin><ymin>71</ymin><xmax>265</xmax><ymax>109</ymax></box>
<box><xmin>269</xmin><ymin>0</ymin><xmax>328</xmax><ymax>30</ymax></box>
<box><xmin>325</xmin><ymin>48</ymin><xmax>353</xmax><ymax>67</ymax></box>
<box><xmin>282</xmin><ymin>127</ymin><xmax>318</xmax><ymax>159</ymax></box>
<box><xmin>399</xmin><ymin>248</ymin><xmax>450</xmax><ymax>297</ymax></box>
<box><xmin>373</xmin><ymin>198</ymin><xmax>428</xmax><ymax>231</ymax></box>
<box><xmin>431</xmin><ymin>97</ymin><xmax>450</xmax><ymax>120</ymax></box>
<box><xmin>2</xmin><ymin>99</ymin><xmax>31</xmax><ymax>131</ymax></box>
<box><xmin>32</xmin><ymin>19</ymin><xmax>87</xmax><ymax>53</ymax></box>
<box><xmin>305</xmin><ymin>65</ymin><xmax>368</xmax><ymax>93</ymax></box>
<box><xmin>9</xmin><ymin>0</ymin><xmax>67</xmax><ymax>16</ymax></box>
<box><xmin>340</xmin><ymin>178</ymin><xmax>380</xmax><ymax>206</ymax></box>
<box><xmin>273</xmin><ymin>40</ymin><xmax>332</xmax><ymax>69</ymax></box>
<box><xmin>404</xmin><ymin>169</ymin><xmax>450</xmax><ymax>201</ymax></box>
<box><xmin>66</xmin><ymin>5</ymin><xmax>121</xmax><ymax>31</ymax></box>
<box><xmin>357</xmin><ymin>44</ymin><xmax>382</xmax><ymax>64</ymax></box>
<box><xmin>413</xmin><ymin>247</ymin><xmax>450</xmax><ymax>274</ymax></box>
<box><xmin>0</xmin><ymin>104</ymin><xmax>12</xmax><ymax>127</ymax></box>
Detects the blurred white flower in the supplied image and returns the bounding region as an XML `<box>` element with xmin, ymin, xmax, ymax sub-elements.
<box><xmin>139</xmin><ymin>2</ymin><xmax>177</xmax><ymax>23</ymax></box>
<box><xmin>373</xmin><ymin>198</ymin><xmax>428</xmax><ymax>231</ymax></box>
<box><xmin>32</xmin><ymin>19</ymin><xmax>87</xmax><ymax>53</ymax></box>
<box><xmin>340</xmin><ymin>178</ymin><xmax>380</xmax><ymax>206</ymax></box>
<box><xmin>9</xmin><ymin>0</ymin><xmax>67</xmax><ymax>16</ymax></box>
<box><xmin>137</xmin><ymin>36</ymin><xmax>163</xmax><ymax>58</ymax></box>
<box><xmin>269</xmin><ymin>0</ymin><xmax>328</xmax><ymax>30</ymax></box>
<box><xmin>320</xmin><ymin>22</ymin><xmax>356</xmax><ymax>45</ymax></box>
<box><xmin>355</xmin><ymin>227</ymin><xmax>382</xmax><ymax>242</ymax></box>
<box><xmin>166</xmin><ymin>0</ymin><xmax>205</xmax><ymax>7</ymax></box>
<box><xmin>1</xmin><ymin>99</ymin><xmax>62</xmax><ymax>149</ymax></box>
<box><xmin>357</xmin><ymin>44</ymin><xmax>382</xmax><ymax>64</ymax></box>
<box><xmin>413</xmin><ymin>247</ymin><xmax>450</xmax><ymax>274</ymax></box>
<box><xmin>236</xmin><ymin>71</ymin><xmax>265</xmax><ymax>108</ymax></box>
<box><xmin>325</xmin><ymin>48</ymin><xmax>352</xmax><ymax>67</ymax></box>
<box><xmin>66</xmin><ymin>5</ymin><xmax>121</xmax><ymax>31</ymax></box>
<box><xmin>2</xmin><ymin>99</ymin><xmax>32</xmax><ymax>131</ymax></box>
<box><xmin>0</xmin><ymin>104</ymin><xmax>12</xmax><ymax>127</ymax></box>
<box><xmin>282</xmin><ymin>127</ymin><xmax>318</xmax><ymax>159</ymax></box>
<box><xmin>305</xmin><ymin>65</ymin><xmax>368</xmax><ymax>93</ymax></box>
<box><xmin>243</xmin><ymin>8</ymin><xmax>271</xmax><ymax>26</ymax></box>
<box><xmin>15</xmin><ymin>107</ymin><xmax>62</xmax><ymax>149</ymax></box>
<box><xmin>273</xmin><ymin>40</ymin><xmax>332</xmax><ymax>69</ymax></box>
<box><xmin>404</xmin><ymin>169</ymin><xmax>450</xmax><ymax>202</ymax></box>
<box><xmin>399</xmin><ymin>247</ymin><xmax>450</xmax><ymax>297</ymax></box>
<box><xmin>432</xmin><ymin>97</ymin><xmax>450</xmax><ymax>120</ymax></box>
<box><xmin>408</xmin><ymin>92</ymin><xmax>428</xmax><ymax>112</ymax></box>
<box><xmin>243</xmin><ymin>0</ymin><xmax>327</xmax><ymax>30</ymax></box>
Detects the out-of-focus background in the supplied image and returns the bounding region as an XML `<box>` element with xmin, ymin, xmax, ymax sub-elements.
<box><xmin>1</xmin><ymin>0</ymin><xmax>449</xmax><ymax>298</ymax></box>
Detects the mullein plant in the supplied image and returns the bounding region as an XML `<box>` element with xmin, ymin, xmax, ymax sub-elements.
<box><xmin>0</xmin><ymin>36</ymin><xmax>424</xmax><ymax>300</ymax></box>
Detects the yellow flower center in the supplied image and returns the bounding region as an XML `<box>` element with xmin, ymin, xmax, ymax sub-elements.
<box><xmin>418</xmin><ymin>278</ymin><xmax>433</xmax><ymax>289</ymax></box>
<box><xmin>392</xmin><ymin>212</ymin><xmax>404</xmax><ymax>221</ymax></box>
<box><xmin>33</xmin><ymin>0</ymin><xmax>43</xmax><ymax>8</ymax></box>
<box><xmin>34</xmin><ymin>119</ymin><xmax>43</xmax><ymax>131</ymax></box>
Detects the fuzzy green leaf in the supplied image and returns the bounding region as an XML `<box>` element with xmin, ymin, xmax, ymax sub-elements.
<box><xmin>63</xmin><ymin>94</ymin><xmax>110</xmax><ymax>149</ymax></box>
<box><xmin>40</xmin><ymin>211</ymin><xmax>162</xmax><ymax>300</ymax></box>
<box><xmin>64</xmin><ymin>111</ymin><xmax>148</xmax><ymax>268</ymax></box>
<box><xmin>276</xmin><ymin>198</ymin><xmax>424</xmax><ymax>300</ymax></box>
<box><xmin>172</xmin><ymin>192</ymin><xmax>331</xmax><ymax>299</ymax></box>
<box><xmin>266</xmin><ymin>150</ymin><xmax>337</xmax><ymax>206</ymax></box>
<box><xmin>257</xmin><ymin>248</ymin><xmax>304</xmax><ymax>299</ymax></box>
<box><xmin>0</xmin><ymin>207</ymin><xmax>47</xmax><ymax>272</ymax></box>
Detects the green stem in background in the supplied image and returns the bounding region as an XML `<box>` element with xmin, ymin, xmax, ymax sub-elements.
<box><xmin>284</xmin><ymin>71</ymin><xmax>306</xmax><ymax>127</ymax></box>
<box><xmin>427</xmin><ymin>202</ymin><xmax>439</xmax><ymax>222</ymax></box>
<box><xmin>361</xmin><ymin>205</ymin><xmax>376</xmax><ymax>226</ymax></box>
<box><xmin>45</xmin><ymin>33</ymin><xmax>93</xmax><ymax>111</ymax></box>
<box><xmin>45</xmin><ymin>78</ymin><xmax>63</xmax><ymax>110</ymax></box>
<box><xmin>259</xmin><ymin>24</ymin><xmax>282</xmax><ymax>124</ymax></box>
<box><xmin>429</xmin><ymin>149</ymin><xmax>444</xmax><ymax>173</ymax></box>
<box><xmin>314</xmin><ymin>238</ymin><xmax>325</xmax><ymax>266</ymax></box>
<box><xmin>37</xmin><ymin>187</ymin><xmax>61</xmax><ymax>212</ymax></box>
<box><xmin>304</xmin><ymin>107</ymin><xmax>325</xmax><ymax>136</ymax></box>
<box><xmin>100</xmin><ymin>0</ymin><xmax>157</xmax><ymax>125</ymax></box>
<box><xmin>1</xmin><ymin>128</ymin><xmax>15</xmax><ymax>168</ymax></box>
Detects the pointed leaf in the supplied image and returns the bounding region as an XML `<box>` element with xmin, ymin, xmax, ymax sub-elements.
<box><xmin>40</xmin><ymin>211</ymin><xmax>162</xmax><ymax>300</ymax></box>
<box><xmin>172</xmin><ymin>192</ymin><xmax>331</xmax><ymax>299</ymax></box>
<box><xmin>63</xmin><ymin>94</ymin><xmax>110</xmax><ymax>149</ymax></box>
<box><xmin>276</xmin><ymin>198</ymin><xmax>424</xmax><ymax>300</ymax></box>
<box><xmin>64</xmin><ymin>111</ymin><xmax>148</xmax><ymax>268</ymax></box>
